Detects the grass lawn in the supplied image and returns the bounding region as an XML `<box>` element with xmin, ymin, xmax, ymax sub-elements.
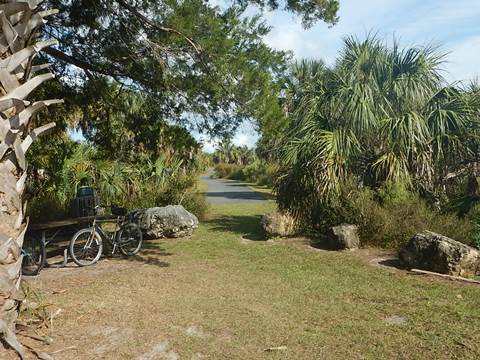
<box><xmin>12</xmin><ymin>201</ymin><xmax>480</xmax><ymax>359</ymax></box>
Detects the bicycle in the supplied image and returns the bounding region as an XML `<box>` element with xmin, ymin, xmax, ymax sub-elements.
<box><xmin>69</xmin><ymin>206</ymin><xmax>143</xmax><ymax>266</ymax></box>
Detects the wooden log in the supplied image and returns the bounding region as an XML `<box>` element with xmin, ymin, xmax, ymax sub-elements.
<box><xmin>410</xmin><ymin>268</ymin><xmax>480</xmax><ymax>284</ymax></box>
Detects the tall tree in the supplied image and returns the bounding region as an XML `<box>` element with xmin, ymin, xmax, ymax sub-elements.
<box><xmin>37</xmin><ymin>0</ymin><xmax>340</xmax><ymax>139</ymax></box>
<box><xmin>0</xmin><ymin>1</ymin><xmax>62</xmax><ymax>357</ymax></box>
<box><xmin>38</xmin><ymin>1</ymin><xmax>283</xmax><ymax>135</ymax></box>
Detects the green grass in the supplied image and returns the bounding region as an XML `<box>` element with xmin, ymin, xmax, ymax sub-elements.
<box><xmin>196</xmin><ymin>177</ymin><xmax>209</xmax><ymax>194</ymax></box>
<box><xmin>165</xmin><ymin>203</ymin><xmax>480</xmax><ymax>359</ymax></box>
<box><xmin>20</xmin><ymin>202</ymin><xmax>480</xmax><ymax>360</ymax></box>
<box><xmin>244</xmin><ymin>182</ymin><xmax>275</xmax><ymax>200</ymax></box>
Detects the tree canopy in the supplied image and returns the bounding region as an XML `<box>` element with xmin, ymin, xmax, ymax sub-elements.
<box><xmin>38</xmin><ymin>0</ymin><xmax>339</xmax><ymax>139</ymax></box>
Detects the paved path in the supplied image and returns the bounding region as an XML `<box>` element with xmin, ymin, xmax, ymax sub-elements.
<box><xmin>200</xmin><ymin>174</ymin><xmax>266</xmax><ymax>204</ymax></box>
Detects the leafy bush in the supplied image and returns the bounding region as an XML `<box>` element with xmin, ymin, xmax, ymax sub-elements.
<box><xmin>178</xmin><ymin>192</ymin><xmax>209</xmax><ymax>220</ymax></box>
<box><xmin>215</xmin><ymin>161</ymin><xmax>278</xmax><ymax>187</ymax></box>
<box><xmin>26</xmin><ymin>143</ymin><xmax>208</xmax><ymax>222</ymax></box>
<box><xmin>27</xmin><ymin>195</ymin><xmax>70</xmax><ymax>223</ymax></box>
<box><xmin>242</xmin><ymin>161</ymin><xmax>278</xmax><ymax>187</ymax></box>
<box><xmin>129</xmin><ymin>174</ymin><xmax>208</xmax><ymax>219</ymax></box>
<box><xmin>296</xmin><ymin>182</ymin><xmax>474</xmax><ymax>249</ymax></box>
<box><xmin>214</xmin><ymin>163</ymin><xmax>246</xmax><ymax>180</ymax></box>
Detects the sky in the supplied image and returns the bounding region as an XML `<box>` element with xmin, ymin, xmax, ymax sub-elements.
<box><xmin>71</xmin><ymin>1</ymin><xmax>480</xmax><ymax>149</ymax></box>
<box><xmin>200</xmin><ymin>0</ymin><xmax>480</xmax><ymax>152</ymax></box>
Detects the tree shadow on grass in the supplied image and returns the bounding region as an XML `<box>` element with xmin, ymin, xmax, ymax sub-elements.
<box><xmin>205</xmin><ymin>214</ymin><xmax>266</xmax><ymax>241</ymax></box>
<box><xmin>205</xmin><ymin>191</ymin><xmax>265</xmax><ymax>201</ymax></box>
<box><xmin>107</xmin><ymin>241</ymin><xmax>171</xmax><ymax>268</ymax></box>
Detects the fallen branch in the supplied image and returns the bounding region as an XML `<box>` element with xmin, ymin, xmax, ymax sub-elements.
<box><xmin>22</xmin><ymin>342</ymin><xmax>54</xmax><ymax>360</ymax></box>
<box><xmin>409</xmin><ymin>268</ymin><xmax>480</xmax><ymax>284</ymax></box>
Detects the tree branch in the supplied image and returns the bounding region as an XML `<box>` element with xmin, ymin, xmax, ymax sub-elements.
<box><xmin>115</xmin><ymin>0</ymin><xmax>201</xmax><ymax>54</ymax></box>
<box><xmin>44</xmin><ymin>47</ymin><xmax>128</xmax><ymax>82</ymax></box>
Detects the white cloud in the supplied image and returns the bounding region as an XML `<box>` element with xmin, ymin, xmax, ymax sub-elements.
<box><xmin>261</xmin><ymin>0</ymin><xmax>480</xmax><ymax>81</ymax></box>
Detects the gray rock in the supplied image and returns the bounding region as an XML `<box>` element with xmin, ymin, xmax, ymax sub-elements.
<box><xmin>130</xmin><ymin>205</ymin><xmax>198</xmax><ymax>239</ymax></box>
<box><xmin>328</xmin><ymin>224</ymin><xmax>360</xmax><ymax>250</ymax></box>
<box><xmin>261</xmin><ymin>212</ymin><xmax>296</xmax><ymax>238</ymax></box>
<box><xmin>399</xmin><ymin>231</ymin><xmax>480</xmax><ymax>276</ymax></box>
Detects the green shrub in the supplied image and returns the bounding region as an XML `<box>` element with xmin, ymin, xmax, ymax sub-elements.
<box><xmin>127</xmin><ymin>173</ymin><xmax>208</xmax><ymax>219</ymax></box>
<box><xmin>303</xmin><ymin>183</ymin><xmax>474</xmax><ymax>249</ymax></box>
<box><xmin>178</xmin><ymin>192</ymin><xmax>209</xmax><ymax>220</ymax></box>
<box><xmin>215</xmin><ymin>161</ymin><xmax>279</xmax><ymax>187</ymax></box>
<box><xmin>242</xmin><ymin>161</ymin><xmax>278</xmax><ymax>187</ymax></box>
<box><xmin>214</xmin><ymin>163</ymin><xmax>245</xmax><ymax>180</ymax></box>
<box><xmin>27</xmin><ymin>195</ymin><xmax>70</xmax><ymax>222</ymax></box>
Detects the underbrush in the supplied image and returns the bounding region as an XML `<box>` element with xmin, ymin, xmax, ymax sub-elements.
<box><xmin>214</xmin><ymin>161</ymin><xmax>278</xmax><ymax>187</ymax></box>
<box><xmin>214</xmin><ymin>163</ymin><xmax>246</xmax><ymax>180</ymax></box>
<box><xmin>27</xmin><ymin>181</ymin><xmax>208</xmax><ymax>222</ymax></box>
<box><xmin>284</xmin><ymin>182</ymin><xmax>475</xmax><ymax>249</ymax></box>
<box><xmin>28</xmin><ymin>174</ymin><xmax>208</xmax><ymax>222</ymax></box>
<box><xmin>127</xmin><ymin>174</ymin><xmax>208</xmax><ymax>219</ymax></box>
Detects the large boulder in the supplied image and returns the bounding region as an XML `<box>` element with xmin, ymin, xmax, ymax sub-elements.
<box><xmin>130</xmin><ymin>205</ymin><xmax>199</xmax><ymax>239</ymax></box>
<box><xmin>327</xmin><ymin>224</ymin><xmax>360</xmax><ymax>250</ymax></box>
<box><xmin>399</xmin><ymin>231</ymin><xmax>480</xmax><ymax>276</ymax></box>
<box><xmin>261</xmin><ymin>211</ymin><xmax>296</xmax><ymax>238</ymax></box>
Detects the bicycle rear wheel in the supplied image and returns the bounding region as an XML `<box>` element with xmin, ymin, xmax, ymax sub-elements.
<box><xmin>22</xmin><ymin>236</ymin><xmax>46</xmax><ymax>276</ymax></box>
<box><xmin>118</xmin><ymin>223</ymin><xmax>143</xmax><ymax>256</ymax></box>
<box><xmin>69</xmin><ymin>228</ymin><xmax>103</xmax><ymax>266</ymax></box>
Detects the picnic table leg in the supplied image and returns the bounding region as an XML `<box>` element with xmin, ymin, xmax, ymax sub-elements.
<box><xmin>43</xmin><ymin>231</ymin><xmax>68</xmax><ymax>268</ymax></box>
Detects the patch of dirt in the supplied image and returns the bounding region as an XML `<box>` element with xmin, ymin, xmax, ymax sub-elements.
<box><xmin>185</xmin><ymin>325</ymin><xmax>209</xmax><ymax>338</ymax></box>
<box><xmin>91</xmin><ymin>326</ymin><xmax>134</xmax><ymax>357</ymax></box>
<box><xmin>240</xmin><ymin>234</ymin><xmax>310</xmax><ymax>246</ymax></box>
<box><xmin>136</xmin><ymin>341</ymin><xmax>178</xmax><ymax>360</ymax></box>
<box><xmin>369</xmin><ymin>256</ymin><xmax>404</xmax><ymax>272</ymax></box>
<box><xmin>384</xmin><ymin>315</ymin><xmax>407</xmax><ymax>326</ymax></box>
<box><xmin>26</xmin><ymin>258</ymin><xmax>134</xmax><ymax>282</ymax></box>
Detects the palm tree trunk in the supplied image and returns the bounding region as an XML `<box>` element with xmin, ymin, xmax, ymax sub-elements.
<box><xmin>0</xmin><ymin>2</ymin><xmax>62</xmax><ymax>358</ymax></box>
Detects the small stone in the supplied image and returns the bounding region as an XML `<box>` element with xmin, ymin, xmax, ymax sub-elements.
<box><xmin>456</xmin><ymin>294</ymin><xmax>463</xmax><ymax>299</ymax></box>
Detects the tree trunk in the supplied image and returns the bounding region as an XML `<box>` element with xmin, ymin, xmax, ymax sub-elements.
<box><xmin>0</xmin><ymin>2</ymin><xmax>62</xmax><ymax>358</ymax></box>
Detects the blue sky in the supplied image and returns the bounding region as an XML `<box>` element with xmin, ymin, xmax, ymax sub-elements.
<box><xmin>200</xmin><ymin>0</ymin><xmax>480</xmax><ymax>151</ymax></box>
<box><xmin>262</xmin><ymin>0</ymin><xmax>480</xmax><ymax>82</ymax></box>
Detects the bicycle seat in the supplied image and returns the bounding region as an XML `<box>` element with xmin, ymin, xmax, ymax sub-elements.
<box><xmin>111</xmin><ymin>206</ymin><xmax>127</xmax><ymax>216</ymax></box>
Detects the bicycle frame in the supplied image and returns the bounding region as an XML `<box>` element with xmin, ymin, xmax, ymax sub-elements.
<box><xmin>91</xmin><ymin>216</ymin><xmax>126</xmax><ymax>254</ymax></box>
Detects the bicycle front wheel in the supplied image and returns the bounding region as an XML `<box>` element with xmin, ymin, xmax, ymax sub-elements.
<box><xmin>22</xmin><ymin>235</ymin><xmax>46</xmax><ymax>276</ymax></box>
<box><xmin>118</xmin><ymin>223</ymin><xmax>143</xmax><ymax>256</ymax></box>
<box><xmin>69</xmin><ymin>228</ymin><xmax>103</xmax><ymax>266</ymax></box>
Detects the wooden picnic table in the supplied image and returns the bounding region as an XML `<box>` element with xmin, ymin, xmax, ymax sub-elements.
<box><xmin>29</xmin><ymin>215</ymin><xmax>117</xmax><ymax>231</ymax></box>
<box><xmin>28</xmin><ymin>214</ymin><xmax>118</xmax><ymax>268</ymax></box>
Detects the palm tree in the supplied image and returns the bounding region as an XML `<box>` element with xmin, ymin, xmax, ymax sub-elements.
<box><xmin>277</xmin><ymin>35</ymin><xmax>480</xmax><ymax>217</ymax></box>
<box><xmin>0</xmin><ymin>2</ymin><xmax>61</xmax><ymax>357</ymax></box>
<box><xmin>214</xmin><ymin>137</ymin><xmax>234</xmax><ymax>163</ymax></box>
